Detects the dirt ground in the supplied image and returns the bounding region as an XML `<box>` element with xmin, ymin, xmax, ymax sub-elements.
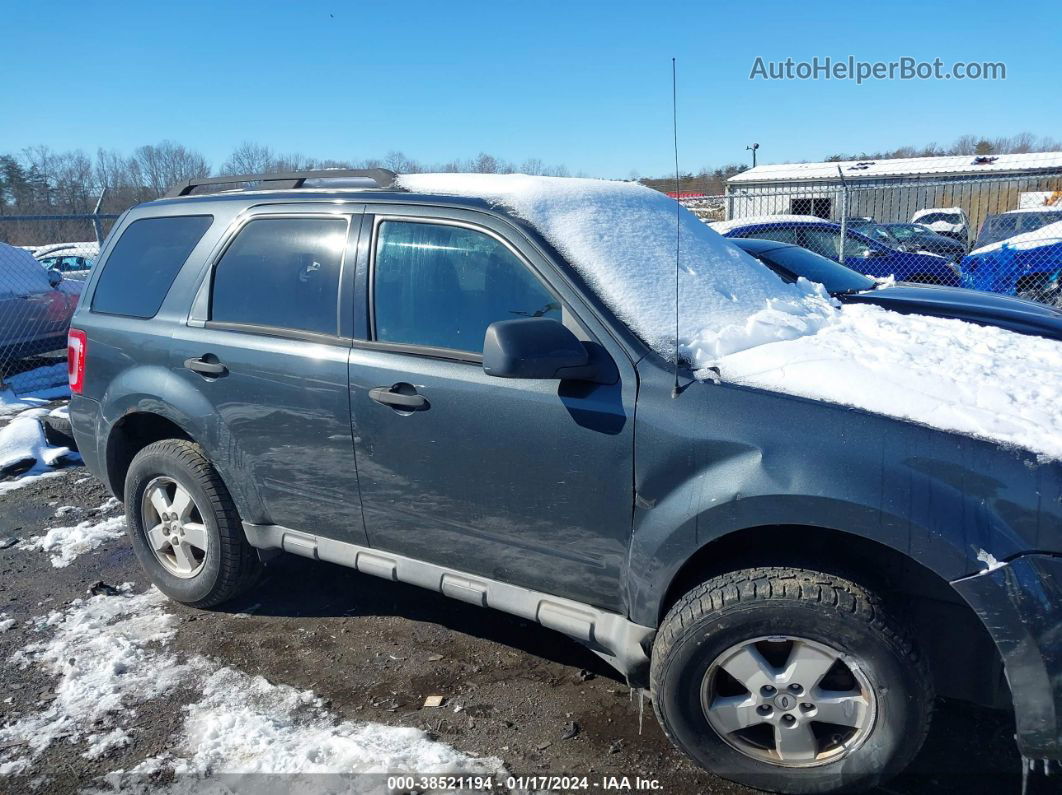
<box><xmin>0</xmin><ymin>458</ymin><xmax>1037</xmax><ymax>794</ymax></box>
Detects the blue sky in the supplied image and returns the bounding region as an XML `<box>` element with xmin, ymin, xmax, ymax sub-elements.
<box><xmin>1</xmin><ymin>0</ymin><xmax>1058</xmax><ymax>177</ymax></box>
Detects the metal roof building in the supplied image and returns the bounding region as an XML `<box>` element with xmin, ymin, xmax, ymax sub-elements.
<box><xmin>723</xmin><ymin>152</ymin><xmax>1062</xmax><ymax>233</ymax></box>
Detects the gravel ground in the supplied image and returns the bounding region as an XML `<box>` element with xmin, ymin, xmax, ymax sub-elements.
<box><xmin>0</xmin><ymin>411</ymin><xmax>1037</xmax><ymax>794</ymax></box>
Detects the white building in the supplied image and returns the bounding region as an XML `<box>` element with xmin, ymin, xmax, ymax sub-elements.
<box><xmin>724</xmin><ymin>151</ymin><xmax>1062</xmax><ymax>231</ymax></box>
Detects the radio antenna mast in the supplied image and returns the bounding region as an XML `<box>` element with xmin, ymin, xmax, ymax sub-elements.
<box><xmin>671</xmin><ymin>57</ymin><xmax>681</xmax><ymax>398</ymax></box>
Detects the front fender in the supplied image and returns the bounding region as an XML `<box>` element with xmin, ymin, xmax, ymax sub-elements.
<box><xmin>627</xmin><ymin>365</ymin><xmax>1056</xmax><ymax>627</ymax></box>
<box><xmin>99</xmin><ymin>364</ymin><xmax>267</xmax><ymax>522</ymax></box>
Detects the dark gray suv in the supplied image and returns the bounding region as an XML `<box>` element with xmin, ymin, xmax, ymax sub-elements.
<box><xmin>67</xmin><ymin>170</ymin><xmax>1062</xmax><ymax>793</ymax></box>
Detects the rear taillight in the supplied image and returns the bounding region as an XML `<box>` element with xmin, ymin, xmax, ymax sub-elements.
<box><xmin>68</xmin><ymin>329</ymin><xmax>86</xmax><ymax>394</ymax></box>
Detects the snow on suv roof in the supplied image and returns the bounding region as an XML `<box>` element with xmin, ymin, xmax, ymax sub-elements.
<box><xmin>399</xmin><ymin>173</ymin><xmax>1062</xmax><ymax>461</ymax></box>
<box><xmin>398</xmin><ymin>174</ymin><xmax>835</xmax><ymax>359</ymax></box>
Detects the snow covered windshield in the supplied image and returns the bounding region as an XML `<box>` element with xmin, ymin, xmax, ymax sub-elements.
<box><xmin>398</xmin><ymin>174</ymin><xmax>835</xmax><ymax>360</ymax></box>
<box><xmin>398</xmin><ymin>174</ymin><xmax>1062</xmax><ymax>461</ymax></box>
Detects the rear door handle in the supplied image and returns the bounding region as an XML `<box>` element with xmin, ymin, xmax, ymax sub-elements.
<box><xmin>368</xmin><ymin>386</ymin><xmax>427</xmax><ymax>410</ymax></box>
<box><xmin>184</xmin><ymin>357</ymin><xmax>228</xmax><ymax>377</ymax></box>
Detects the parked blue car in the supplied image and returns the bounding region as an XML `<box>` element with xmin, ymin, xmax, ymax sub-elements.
<box><xmin>960</xmin><ymin>223</ymin><xmax>1062</xmax><ymax>307</ymax></box>
<box><xmin>710</xmin><ymin>216</ymin><xmax>962</xmax><ymax>286</ymax></box>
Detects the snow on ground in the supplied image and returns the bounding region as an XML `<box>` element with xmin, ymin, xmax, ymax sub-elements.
<box><xmin>969</xmin><ymin>219</ymin><xmax>1062</xmax><ymax>255</ymax></box>
<box><xmin>398</xmin><ymin>174</ymin><xmax>1062</xmax><ymax>461</ymax></box>
<box><xmin>18</xmin><ymin>497</ymin><xmax>125</xmax><ymax>567</ymax></box>
<box><xmin>1</xmin><ymin>587</ymin><xmax>507</xmax><ymax>788</ymax></box>
<box><xmin>0</xmin><ymin>613</ymin><xmax>14</xmax><ymax>633</ymax></box>
<box><xmin>712</xmin><ymin>303</ymin><xmax>1062</xmax><ymax>461</ymax></box>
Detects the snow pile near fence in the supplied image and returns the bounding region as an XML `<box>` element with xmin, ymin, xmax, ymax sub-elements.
<box><xmin>397</xmin><ymin>174</ymin><xmax>1062</xmax><ymax>461</ymax></box>
<box><xmin>399</xmin><ymin>173</ymin><xmax>838</xmax><ymax>357</ymax></box>
<box><xmin>1</xmin><ymin>587</ymin><xmax>507</xmax><ymax>785</ymax></box>
<box><xmin>0</xmin><ymin>410</ymin><xmax>74</xmax><ymax>480</ymax></box>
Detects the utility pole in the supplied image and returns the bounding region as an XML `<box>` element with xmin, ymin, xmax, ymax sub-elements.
<box><xmin>746</xmin><ymin>143</ymin><xmax>759</xmax><ymax>168</ymax></box>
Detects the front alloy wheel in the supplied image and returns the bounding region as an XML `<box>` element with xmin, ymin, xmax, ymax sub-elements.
<box><xmin>702</xmin><ymin>636</ymin><xmax>876</xmax><ymax>767</ymax></box>
<box><xmin>651</xmin><ymin>567</ymin><xmax>933</xmax><ymax>794</ymax></box>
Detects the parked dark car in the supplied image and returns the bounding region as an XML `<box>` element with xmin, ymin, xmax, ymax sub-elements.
<box><xmin>731</xmin><ymin>237</ymin><xmax>1062</xmax><ymax>340</ymax></box>
<box><xmin>882</xmin><ymin>223</ymin><xmax>967</xmax><ymax>261</ymax></box>
<box><xmin>67</xmin><ymin>170</ymin><xmax>1061</xmax><ymax>794</ymax></box>
<box><xmin>712</xmin><ymin>217</ymin><xmax>962</xmax><ymax>286</ymax></box>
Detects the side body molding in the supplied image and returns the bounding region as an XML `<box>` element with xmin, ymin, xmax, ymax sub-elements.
<box><xmin>243</xmin><ymin>523</ymin><xmax>656</xmax><ymax>685</ymax></box>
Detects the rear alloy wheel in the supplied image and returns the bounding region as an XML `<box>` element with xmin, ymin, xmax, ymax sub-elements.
<box><xmin>125</xmin><ymin>439</ymin><xmax>261</xmax><ymax>608</ymax></box>
<box><xmin>651</xmin><ymin>567</ymin><xmax>933</xmax><ymax>794</ymax></box>
<box><xmin>141</xmin><ymin>476</ymin><xmax>209</xmax><ymax>578</ymax></box>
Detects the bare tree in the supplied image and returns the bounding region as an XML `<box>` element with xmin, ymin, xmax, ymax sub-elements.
<box><xmin>133</xmin><ymin>141</ymin><xmax>209</xmax><ymax>197</ymax></box>
<box><xmin>220</xmin><ymin>141</ymin><xmax>276</xmax><ymax>176</ymax></box>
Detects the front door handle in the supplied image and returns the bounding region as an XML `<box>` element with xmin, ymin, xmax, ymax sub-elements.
<box><xmin>369</xmin><ymin>386</ymin><xmax>427</xmax><ymax>410</ymax></box>
<box><xmin>184</xmin><ymin>356</ymin><xmax>228</xmax><ymax>377</ymax></box>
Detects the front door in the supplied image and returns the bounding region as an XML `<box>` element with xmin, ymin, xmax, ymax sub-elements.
<box><xmin>348</xmin><ymin>212</ymin><xmax>636</xmax><ymax>610</ymax></box>
<box><xmin>169</xmin><ymin>210</ymin><xmax>366</xmax><ymax>545</ymax></box>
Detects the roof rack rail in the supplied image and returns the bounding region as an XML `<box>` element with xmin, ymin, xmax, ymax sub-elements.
<box><xmin>164</xmin><ymin>168</ymin><xmax>399</xmax><ymax>198</ymax></box>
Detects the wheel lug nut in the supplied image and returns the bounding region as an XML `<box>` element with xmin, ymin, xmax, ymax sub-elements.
<box><xmin>760</xmin><ymin>685</ymin><xmax>776</xmax><ymax>696</ymax></box>
<box><xmin>788</xmin><ymin>684</ymin><xmax>802</xmax><ymax>693</ymax></box>
<box><xmin>782</xmin><ymin>714</ymin><xmax>795</xmax><ymax>724</ymax></box>
<box><xmin>756</xmin><ymin>704</ymin><xmax>772</xmax><ymax>716</ymax></box>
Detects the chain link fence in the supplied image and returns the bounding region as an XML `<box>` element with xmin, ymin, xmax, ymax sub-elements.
<box><xmin>1</xmin><ymin>211</ymin><xmax>116</xmax><ymax>395</ymax></box>
<box><xmin>685</xmin><ymin>173</ymin><xmax>1062</xmax><ymax>301</ymax></box>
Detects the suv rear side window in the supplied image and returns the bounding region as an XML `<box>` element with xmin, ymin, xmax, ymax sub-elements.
<box><xmin>210</xmin><ymin>217</ymin><xmax>347</xmax><ymax>337</ymax></box>
<box><xmin>91</xmin><ymin>215</ymin><xmax>212</xmax><ymax>318</ymax></box>
<box><xmin>373</xmin><ymin>221</ymin><xmax>560</xmax><ymax>353</ymax></box>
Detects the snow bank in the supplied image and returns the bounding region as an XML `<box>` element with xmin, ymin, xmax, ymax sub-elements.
<box><xmin>969</xmin><ymin>219</ymin><xmax>1062</xmax><ymax>255</ymax></box>
<box><xmin>397</xmin><ymin>174</ymin><xmax>1062</xmax><ymax>461</ymax></box>
<box><xmin>398</xmin><ymin>173</ymin><xmax>837</xmax><ymax>357</ymax></box>
<box><xmin>2</xmin><ymin>588</ymin><xmax>506</xmax><ymax>785</ymax></box>
<box><xmin>0</xmin><ymin>411</ymin><xmax>71</xmax><ymax>475</ymax></box>
<box><xmin>713</xmin><ymin>304</ymin><xmax>1062</xmax><ymax>461</ymax></box>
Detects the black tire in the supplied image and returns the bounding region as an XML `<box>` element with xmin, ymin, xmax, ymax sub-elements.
<box><xmin>124</xmin><ymin>439</ymin><xmax>261</xmax><ymax>608</ymax></box>
<box><xmin>650</xmin><ymin>567</ymin><xmax>933</xmax><ymax>794</ymax></box>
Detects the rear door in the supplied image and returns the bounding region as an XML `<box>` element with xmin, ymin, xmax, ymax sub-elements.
<box><xmin>169</xmin><ymin>205</ymin><xmax>367</xmax><ymax>545</ymax></box>
<box><xmin>345</xmin><ymin>206</ymin><xmax>638</xmax><ymax>611</ymax></box>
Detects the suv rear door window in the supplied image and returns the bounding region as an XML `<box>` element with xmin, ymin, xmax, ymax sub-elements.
<box><xmin>91</xmin><ymin>215</ymin><xmax>212</xmax><ymax>318</ymax></box>
<box><xmin>373</xmin><ymin>220</ymin><xmax>560</xmax><ymax>354</ymax></box>
<box><xmin>210</xmin><ymin>217</ymin><xmax>348</xmax><ymax>337</ymax></box>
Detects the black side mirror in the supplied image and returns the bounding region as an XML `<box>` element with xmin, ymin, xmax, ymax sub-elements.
<box><xmin>47</xmin><ymin>268</ymin><xmax>62</xmax><ymax>287</ymax></box>
<box><xmin>483</xmin><ymin>318</ymin><xmax>602</xmax><ymax>381</ymax></box>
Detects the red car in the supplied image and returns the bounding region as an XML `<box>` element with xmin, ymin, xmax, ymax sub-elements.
<box><xmin>0</xmin><ymin>242</ymin><xmax>83</xmax><ymax>359</ymax></box>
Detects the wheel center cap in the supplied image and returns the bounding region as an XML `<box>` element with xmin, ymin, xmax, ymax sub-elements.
<box><xmin>773</xmin><ymin>693</ymin><xmax>795</xmax><ymax>711</ymax></box>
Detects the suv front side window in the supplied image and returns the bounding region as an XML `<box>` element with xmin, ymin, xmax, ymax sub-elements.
<box><xmin>373</xmin><ymin>220</ymin><xmax>561</xmax><ymax>354</ymax></box>
<box><xmin>211</xmin><ymin>216</ymin><xmax>348</xmax><ymax>337</ymax></box>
